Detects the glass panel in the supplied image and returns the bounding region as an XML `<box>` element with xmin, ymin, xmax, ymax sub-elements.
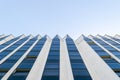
<box><xmin>86</xmin><ymin>37</ymin><xmax>120</xmax><ymax>77</ymax></box>
<box><xmin>7</xmin><ymin>37</ymin><xmax>46</xmax><ymax>80</ymax></box>
<box><xmin>41</xmin><ymin>36</ymin><xmax>60</xmax><ymax>80</ymax></box>
<box><xmin>66</xmin><ymin>36</ymin><xmax>92</xmax><ymax>80</ymax></box>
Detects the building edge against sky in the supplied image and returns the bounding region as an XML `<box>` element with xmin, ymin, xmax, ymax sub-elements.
<box><xmin>0</xmin><ymin>34</ymin><xmax>119</xmax><ymax>80</ymax></box>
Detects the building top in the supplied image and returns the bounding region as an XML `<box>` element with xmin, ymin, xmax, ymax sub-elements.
<box><xmin>0</xmin><ymin>34</ymin><xmax>119</xmax><ymax>80</ymax></box>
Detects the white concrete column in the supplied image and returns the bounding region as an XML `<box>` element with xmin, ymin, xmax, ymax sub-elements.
<box><xmin>1</xmin><ymin>36</ymin><xmax>41</xmax><ymax>80</ymax></box>
<box><xmin>89</xmin><ymin>35</ymin><xmax>120</xmax><ymax>63</ymax></box>
<box><xmin>75</xmin><ymin>35</ymin><xmax>120</xmax><ymax>80</ymax></box>
<box><xmin>0</xmin><ymin>34</ymin><xmax>14</xmax><ymax>45</ymax></box>
<box><xmin>60</xmin><ymin>37</ymin><xmax>74</xmax><ymax>80</ymax></box>
<box><xmin>114</xmin><ymin>34</ymin><xmax>120</xmax><ymax>39</ymax></box>
<box><xmin>26</xmin><ymin>36</ymin><xmax>52</xmax><ymax>80</ymax></box>
<box><xmin>0</xmin><ymin>34</ymin><xmax>5</xmax><ymax>38</ymax></box>
<box><xmin>0</xmin><ymin>35</ymin><xmax>25</xmax><ymax>53</ymax></box>
<box><xmin>0</xmin><ymin>35</ymin><xmax>33</xmax><ymax>64</ymax></box>
<box><xmin>97</xmin><ymin>35</ymin><xmax>120</xmax><ymax>57</ymax></box>
<box><xmin>104</xmin><ymin>35</ymin><xmax>120</xmax><ymax>44</ymax></box>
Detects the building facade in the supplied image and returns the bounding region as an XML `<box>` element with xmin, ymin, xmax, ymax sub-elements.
<box><xmin>0</xmin><ymin>34</ymin><xmax>120</xmax><ymax>80</ymax></box>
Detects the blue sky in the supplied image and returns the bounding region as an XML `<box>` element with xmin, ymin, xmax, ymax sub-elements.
<box><xmin>0</xmin><ymin>0</ymin><xmax>120</xmax><ymax>39</ymax></box>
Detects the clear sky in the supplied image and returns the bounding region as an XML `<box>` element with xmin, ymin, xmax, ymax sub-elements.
<box><xmin>0</xmin><ymin>0</ymin><xmax>120</xmax><ymax>39</ymax></box>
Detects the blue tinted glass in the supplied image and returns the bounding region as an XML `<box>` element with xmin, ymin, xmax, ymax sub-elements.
<box><xmin>0</xmin><ymin>36</ymin><xmax>29</xmax><ymax>60</ymax></box>
<box><xmin>0</xmin><ymin>35</ymin><xmax>9</xmax><ymax>41</ymax></box>
<box><xmin>66</xmin><ymin>37</ymin><xmax>92</xmax><ymax>80</ymax></box>
<box><xmin>92</xmin><ymin>37</ymin><xmax>120</xmax><ymax>59</ymax></box>
<box><xmin>85</xmin><ymin>37</ymin><xmax>120</xmax><ymax>77</ymax></box>
<box><xmin>41</xmin><ymin>37</ymin><xmax>60</xmax><ymax>80</ymax></box>
<box><xmin>0</xmin><ymin>37</ymin><xmax>37</xmax><ymax>79</ymax></box>
<box><xmin>7</xmin><ymin>37</ymin><xmax>46</xmax><ymax>80</ymax></box>
<box><xmin>0</xmin><ymin>36</ymin><xmax>21</xmax><ymax>50</ymax></box>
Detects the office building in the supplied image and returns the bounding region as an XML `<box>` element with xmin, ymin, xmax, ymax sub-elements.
<box><xmin>0</xmin><ymin>34</ymin><xmax>120</xmax><ymax>80</ymax></box>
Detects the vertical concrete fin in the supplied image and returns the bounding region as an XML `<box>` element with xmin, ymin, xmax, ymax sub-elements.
<box><xmin>76</xmin><ymin>34</ymin><xmax>85</xmax><ymax>44</ymax></box>
<box><xmin>75</xmin><ymin>37</ymin><xmax>120</xmax><ymax>80</ymax></box>
<box><xmin>0</xmin><ymin>34</ymin><xmax>14</xmax><ymax>45</ymax></box>
<box><xmin>60</xmin><ymin>38</ymin><xmax>74</xmax><ymax>80</ymax></box>
<box><xmin>0</xmin><ymin>36</ymin><xmax>32</xmax><ymax>64</ymax></box>
<box><xmin>1</xmin><ymin>36</ymin><xmax>40</xmax><ymax>80</ymax></box>
<box><xmin>0</xmin><ymin>35</ymin><xmax>25</xmax><ymax>53</ymax></box>
<box><xmin>89</xmin><ymin>35</ymin><xmax>120</xmax><ymax>63</ymax></box>
<box><xmin>26</xmin><ymin>38</ymin><xmax>52</xmax><ymax>80</ymax></box>
<box><xmin>63</xmin><ymin>35</ymin><xmax>71</xmax><ymax>40</ymax></box>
